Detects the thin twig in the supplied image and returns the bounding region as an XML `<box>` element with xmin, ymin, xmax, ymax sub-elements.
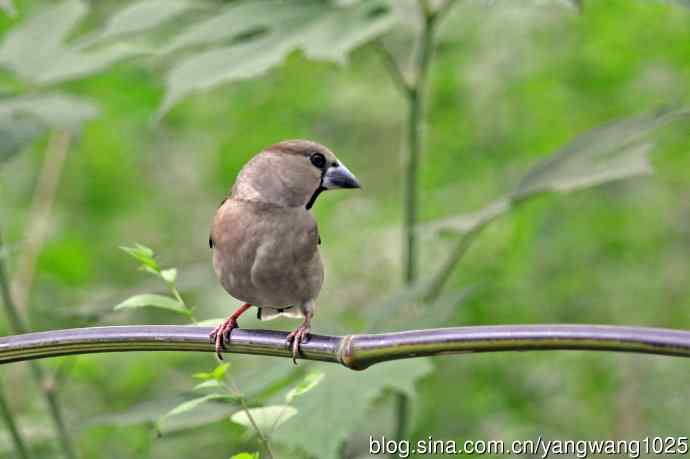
<box><xmin>373</xmin><ymin>40</ymin><xmax>411</xmax><ymax>97</ymax></box>
<box><xmin>13</xmin><ymin>131</ymin><xmax>72</xmax><ymax>317</ymax></box>
<box><xmin>3</xmin><ymin>324</ymin><xmax>690</xmax><ymax>368</ymax></box>
<box><xmin>0</xmin><ymin>230</ymin><xmax>77</xmax><ymax>459</ymax></box>
<box><xmin>0</xmin><ymin>377</ymin><xmax>32</xmax><ymax>459</ymax></box>
<box><xmin>229</xmin><ymin>379</ymin><xmax>276</xmax><ymax>459</ymax></box>
<box><xmin>424</xmin><ymin>198</ymin><xmax>512</xmax><ymax>302</ymax></box>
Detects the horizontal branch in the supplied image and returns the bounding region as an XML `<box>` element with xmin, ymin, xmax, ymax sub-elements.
<box><xmin>2</xmin><ymin>324</ymin><xmax>690</xmax><ymax>370</ymax></box>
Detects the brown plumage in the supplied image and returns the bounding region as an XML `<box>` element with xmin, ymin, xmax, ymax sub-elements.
<box><xmin>209</xmin><ymin>140</ymin><xmax>361</xmax><ymax>362</ymax></box>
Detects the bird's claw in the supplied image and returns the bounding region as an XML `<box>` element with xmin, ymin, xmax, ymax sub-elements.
<box><xmin>286</xmin><ymin>324</ymin><xmax>310</xmax><ymax>365</ymax></box>
<box><xmin>209</xmin><ymin>317</ymin><xmax>238</xmax><ymax>360</ymax></box>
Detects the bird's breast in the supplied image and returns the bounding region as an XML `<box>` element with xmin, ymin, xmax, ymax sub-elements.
<box><xmin>211</xmin><ymin>200</ymin><xmax>324</xmax><ymax>307</ymax></box>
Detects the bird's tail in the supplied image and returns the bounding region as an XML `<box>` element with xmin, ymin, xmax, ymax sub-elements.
<box><xmin>256</xmin><ymin>306</ymin><xmax>304</xmax><ymax>321</ymax></box>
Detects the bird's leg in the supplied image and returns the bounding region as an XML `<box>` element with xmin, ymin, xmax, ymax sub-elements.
<box><xmin>285</xmin><ymin>310</ymin><xmax>313</xmax><ymax>365</ymax></box>
<box><xmin>209</xmin><ymin>303</ymin><xmax>252</xmax><ymax>360</ymax></box>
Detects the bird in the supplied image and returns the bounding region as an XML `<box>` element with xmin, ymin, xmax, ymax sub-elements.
<box><xmin>209</xmin><ymin>139</ymin><xmax>361</xmax><ymax>363</ymax></box>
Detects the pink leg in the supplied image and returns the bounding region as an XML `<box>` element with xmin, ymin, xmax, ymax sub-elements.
<box><xmin>209</xmin><ymin>303</ymin><xmax>252</xmax><ymax>360</ymax></box>
<box><xmin>285</xmin><ymin>311</ymin><xmax>313</xmax><ymax>365</ymax></box>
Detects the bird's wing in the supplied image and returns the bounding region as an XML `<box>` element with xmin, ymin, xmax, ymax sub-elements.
<box><xmin>209</xmin><ymin>197</ymin><xmax>228</xmax><ymax>248</ymax></box>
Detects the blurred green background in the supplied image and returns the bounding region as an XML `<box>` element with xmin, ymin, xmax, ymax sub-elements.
<box><xmin>1</xmin><ymin>0</ymin><xmax>690</xmax><ymax>458</ymax></box>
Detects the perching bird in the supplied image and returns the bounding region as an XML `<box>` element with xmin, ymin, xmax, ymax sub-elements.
<box><xmin>209</xmin><ymin>140</ymin><xmax>361</xmax><ymax>362</ymax></box>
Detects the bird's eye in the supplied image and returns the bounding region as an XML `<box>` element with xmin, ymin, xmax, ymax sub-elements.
<box><xmin>310</xmin><ymin>152</ymin><xmax>326</xmax><ymax>169</ymax></box>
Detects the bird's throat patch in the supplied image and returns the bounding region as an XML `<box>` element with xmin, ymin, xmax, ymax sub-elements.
<box><xmin>306</xmin><ymin>185</ymin><xmax>326</xmax><ymax>210</ymax></box>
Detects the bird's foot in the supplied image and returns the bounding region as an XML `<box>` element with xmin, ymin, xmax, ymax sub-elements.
<box><xmin>286</xmin><ymin>321</ymin><xmax>311</xmax><ymax>365</ymax></box>
<box><xmin>209</xmin><ymin>317</ymin><xmax>238</xmax><ymax>360</ymax></box>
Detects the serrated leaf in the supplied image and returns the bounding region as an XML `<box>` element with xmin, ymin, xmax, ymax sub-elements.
<box><xmin>273</xmin><ymin>360</ymin><xmax>433</xmax><ymax>458</ymax></box>
<box><xmin>157</xmin><ymin>401</ymin><xmax>239</xmax><ymax>435</ymax></box>
<box><xmin>285</xmin><ymin>371</ymin><xmax>325</xmax><ymax>403</ymax></box>
<box><xmin>0</xmin><ymin>0</ymin><xmax>143</xmax><ymax>84</ymax></box>
<box><xmin>230</xmin><ymin>405</ymin><xmax>297</xmax><ymax>431</ymax></box>
<box><xmin>159</xmin><ymin>0</ymin><xmax>396</xmax><ymax>114</ymax></box>
<box><xmin>114</xmin><ymin>293</ymin><xmax>190</xmax><ymax>316</ymax></box>
<box><xmin>514</xmin><ymin>108</ymin><xmax>688</xmax><ymax>199</ymax></box>
<box><xmin>86</xmin><ymin>368</ymin><xmax>285</xmax><ymax>434</ymax></box>
<box><xmin>161</xmin><ymin>268</ymin><xmax>177</xmax><ymax>284</ymax></box>
<box><xmin>120</xmin><ymin>244</ymin><xmax>159</xmax><ymax>271</ymax></box>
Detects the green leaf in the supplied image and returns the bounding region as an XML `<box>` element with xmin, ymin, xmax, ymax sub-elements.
<box><xmin>0</xmin><ymin>93</ymin><xmax>99</xmax><ymax>165</ymax></box>
<box><xmin>0</xmin><ymin>93</ymin><xmax>100</xmax><ymax>130</ymax></box>
<box><xmin>285</xmin><ymin>371</ymin><xmax>324</xmax><ymax>403</ymax></box>
<box><xmin>87</xmin><ymin>0</ymin><xmax>194</xmax><ymax>45</ymax></box>
<box><xmin>162</xmin><ymin>393</ymin><xmax>238</xmax><ymax>418</ymax></box>
<box><xmin>426</xmin><ymin>109</ymin><xmax>690</xmax><ymax>239</ymax></box>
<box><xmin>212</xmin><ymin>363</ymin><xmax>231</xmax><ymax>381</ymax></box>
<box><xmin>514</xmin><ymin>108</ymin><xmax>688</xmax><ymax>199</ymax></box>
<box><xmin>0</xmin><ymin>0</ymin><xmax>142</xmax><ymax>84</ymax></box>
<box><xmin>192</xmin><ymin>371</ymin><xmax>213</xmax><ymax>381</ymax></box>
<box><xmin>193</xmin><ymin>363</ymin><xmax>230</xmax><ymax>382</ymax></box>
<box><xmin>159</xmin><ymin>0</ymin><xmax>396</xmax><ymax>114</ymax></box>
<box><xmin>273</xmin><ymin>360</ymin><xmax>433</xmax><ymax>458</ymax></box>
<box><xmin>114</xmin><ymin>294</ymin><xmax>189</xmax><ymax>316</ymax></box>
<box><xmin>230</xmin><ymin>405</ymin><xmax>297</xmax><ymax>432</ymax></box>
<box><xmin>193</xmin><ymin>380</ymin><xmax>224</xmax><ymax>391</ymax></box>
<box><xmin>230</xmin><ymin>453</ymin><xmax>259</xmax><ymax>459</ymax></box>
<box><xmin>120</xmin><ymin>244</ymin><xmax>159</xmax><ymax>271</ymax></box>
<box><xmin>160</xmin><ymin>268</ymin><xmax>177</xmax><ymax>284</ymax></box>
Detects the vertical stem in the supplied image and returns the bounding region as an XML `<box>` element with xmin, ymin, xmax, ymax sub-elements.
<box><xmin>404</xmin><ymin>86</ymin><xmax>420</xmax><ymax>284</ymax></box>
<box><xmin>13</xmin><ymin>131</ymin><xmax>72</xmax><ymax>317</ymax></box>
<box><xmin>230</xmin><ymin>380</ymin><xmax>275</xmax><ymax>459</ymax></box>
<box><xmin>0</xmin><ymin>230</ymin><xmax>78</xmax><ymax>459</ymax></box>
<box><xmin>397</xmin><ymin>1</ymin><xmax>442</xmax><ymax>451</ymax></box>
<box><xmin>404</xmin><ymin>11</ymin><xmax>435</xmax><ymax>284</ymax></box>
<box><xmin>0</xmin><ymin>378</ymin><xmax>32</xmax><ymax>459</ymax></box>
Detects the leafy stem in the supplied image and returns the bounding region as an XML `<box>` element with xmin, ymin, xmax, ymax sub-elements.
<box><xmin>229</xmin><ymin>378</ymin><xmax>276</xmax><ymax>459</ymax></box>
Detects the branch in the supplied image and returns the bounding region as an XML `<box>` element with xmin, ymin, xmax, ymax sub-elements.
<box><xmin>2</xmin><ymin>325</ymin><xmax>690</xmax><ymax>370</ymax></box>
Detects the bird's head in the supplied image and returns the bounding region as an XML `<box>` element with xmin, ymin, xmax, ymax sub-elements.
<box><xmin>232</xmin><ymin>139</ymin><xmax>361</xmax><ymax>208</ymax></box>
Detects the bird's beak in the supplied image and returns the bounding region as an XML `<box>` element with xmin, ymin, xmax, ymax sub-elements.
<box><xmin>322</xmin><ymin>161</ymin><xmax>361</xmax><ymax>190</ymax></box>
